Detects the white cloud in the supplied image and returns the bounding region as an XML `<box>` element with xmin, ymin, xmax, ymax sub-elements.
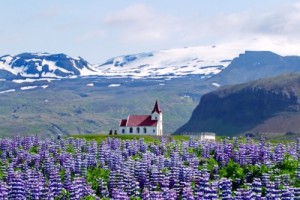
<box><xmin>102</xmin><ymin>2</ymin><xmax>300</xmax><ymax>50</ymax></box>
<box><xmin>104</xmin><ymin>4</ymin><xmax>179</xmax><ymax>42</ymax></box>
<box><xmin>214</xmin><ymin>37</ymin><xmax>300</xmax><ymax>56</ymax></box>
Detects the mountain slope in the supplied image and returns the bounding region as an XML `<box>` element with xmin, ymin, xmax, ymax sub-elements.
<box><xmin>175</xmin><ymin>73</ymin><xmax>300</xmax><ymax>136</ymax></box>
<box><xmin>0</xmin><ymin>53</ymin><xmax>98</xmax><ymax>80</ymax></box>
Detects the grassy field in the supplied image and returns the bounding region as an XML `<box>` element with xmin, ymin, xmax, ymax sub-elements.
<box><xmin>71</xmin><ymin>134</ymin><xmax>160</xmax><ymax>143</ymax></box>
<box><xmin>245</xmin><ymin>131</ymin><xmax>300</xmax><ymax>143</ymax></box>
<box><xmin>70</xmin><ymin>134</ymin><xmax>191</xmax><ymax>143</ymax></box>
<box><xmin>69</xmin><ymin>134</ymin><xmax>297</xmax><ymax>145</ymax></box>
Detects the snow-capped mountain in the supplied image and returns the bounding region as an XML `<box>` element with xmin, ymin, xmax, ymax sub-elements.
<box><xmin>0</xmin><ymin>53</ymin><xmax>99</xmax><ymax>80</ymax></box>
<box><xmin>97</xmin><ymin>46</ymin><xmax>234</xmax><ymax>78</ymax></box>
<box><xmin>0</xmin><ymin>46</ymin><xmax>241</xmax><ymax>81</ymax></box>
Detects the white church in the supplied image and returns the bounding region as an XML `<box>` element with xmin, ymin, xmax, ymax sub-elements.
<box><xmin>119</xmin><ymin>101</ymin><xmax>163</xmax><ymax>136</ymax></box>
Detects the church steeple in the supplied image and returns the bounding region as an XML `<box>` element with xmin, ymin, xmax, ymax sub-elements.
<box><xmin>151</xmin><ymin>100</ymin><xmax>161</xmax><ymax>114</ymax></box>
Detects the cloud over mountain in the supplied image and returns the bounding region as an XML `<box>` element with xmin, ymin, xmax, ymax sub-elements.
<box><xmin>2</xmin><ymin>1</ymin><xmax>300</xmax><ymax>62</ymax></box>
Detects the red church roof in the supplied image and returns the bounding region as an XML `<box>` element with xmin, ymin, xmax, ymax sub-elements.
<box><xmin>151</xmin><ymin>100</ymin><xmax>162</xmax><ymax>114</ymax></box>
<box><xmin>120</xmin><ymin>115</ymin><xmax>157</xmax><ymax>127</ymax></box>
<box><xmin>120</xmin><ymin>119</ymin><xmax>127</xmax><ymax>126</ymax></box>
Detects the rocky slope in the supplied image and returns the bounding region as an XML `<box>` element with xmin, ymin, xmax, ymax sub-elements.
<box><xmin>175</xmin><ymin>73</ymin><xmax>300</xmax><ymax>136</ymax></box>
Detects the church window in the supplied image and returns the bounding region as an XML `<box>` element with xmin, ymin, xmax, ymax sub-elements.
<box><xmin>122</xmin><ymin>129</ymin><xmax>125</xmax><ymax>134</ymax></box>
<box><xmin>137</xmin><ymin>127</ymin><xmax>140</xmax><ymax>134</ymax></box>
<box><xmin>130</xmin><ymin>127</ymin><xmax>133</xmax><ymax>133</ymax></box>
<box><xmin>153</xmin><ymin>129</ymin><xmax>155</xmax><ymax>133</ymax></box>
<box><xmin>143</xmin><ymin>127</ymin><xmax>147</xmax><ymax>134</ymax></box>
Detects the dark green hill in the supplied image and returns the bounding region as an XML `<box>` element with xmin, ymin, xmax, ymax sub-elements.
<box><xmin>175</xmin><ymin>73</ymin><xmax>300</xmax><ymax>136</ymax></box>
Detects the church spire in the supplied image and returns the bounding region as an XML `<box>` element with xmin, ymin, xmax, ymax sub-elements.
<box><xmin>151</xmin><ymin>100</ymin><xmax>162</xmax><ymax>114</ymax></box>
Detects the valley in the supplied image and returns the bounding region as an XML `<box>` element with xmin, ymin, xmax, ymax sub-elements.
<box><xmin>0</xmin><ymin>76</ymin><xmax>209</xmax><ymax>137</ymax></box>
<box><xmin>1</xmin><ymin>50</ymin><xmax>300</xmax><ymax>137</ymax></box>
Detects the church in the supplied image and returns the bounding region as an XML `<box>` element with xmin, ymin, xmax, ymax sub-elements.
<box><xmin>119</xmin><ymin>101</ymin><xmax>163</xmax><ymax>136</ymax></box>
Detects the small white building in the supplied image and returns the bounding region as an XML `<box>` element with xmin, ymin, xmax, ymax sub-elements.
<box><xmin>119</xmin><ymin>101</ymin><xmax>163</xmax><ymax>136</ymax></box>
<box><xmin>200</xmin><ymin>132</ymin><xmax>216</xmax><ymax>141</ymax></box>
<box><xmin>184</xmin><ymin>132</ymin><xmax>216</xmax><ymax>141</ymax></box>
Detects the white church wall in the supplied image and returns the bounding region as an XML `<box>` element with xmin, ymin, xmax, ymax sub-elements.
<box><xmin>119</xmin><ymin>126</ymin><xmax>158</xmax><ymax>135</ymax></box>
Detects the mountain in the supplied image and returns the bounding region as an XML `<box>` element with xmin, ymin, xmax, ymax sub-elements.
<box><xmin>210</xmin><ymin>51</ymin><xmax>300</xmax><ymax>86</ymax></box>
<box><xmin>0</xmin><ymin>53</ymin><xmax>98</xmax><ymax>80</ymax></box>
<box><xmin>3</xmin><ymin>50</ymin><xmax>300</xmax><ymax>82</ymax></box>
<box><xmin>0</xmin><ymin>47</ymin><xmax>235</xmax><ymax>81</ymax></box>
<box><xmin>3</xmin><ymin>49</ymin><xmax>300</xmax><ymax>137</ymax></box>
<box><xmin>175</xmin><ymin>73</ymin><xmax>300</xmax><ymax>136</ymax></box>
<box><xmin>97</xmin><ymin>49</ymin><xmax>300</xmax><ymax>84</ymax></box>
<box><xmin>2</xmin><ymin>50</ymin><xmax>300</xmax><ymax>82</ymax></box>
<box><xmin>97</xmin><ymin>46</ymin><xmax>233</xmax><ymax>78</ymax></box>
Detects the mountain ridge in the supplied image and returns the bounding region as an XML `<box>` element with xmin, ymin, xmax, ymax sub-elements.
<box><xmin>0</xmin><ymin>46</ymin><xmax>237</xmax><ymax>80</ymax></box>
<box><xmin>3</xmin><ymin>49</ymin><xmax>300</xmax><ymax>82</ymax></box>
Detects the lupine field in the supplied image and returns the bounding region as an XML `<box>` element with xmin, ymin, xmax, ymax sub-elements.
<box><xmin>0</xmin><ymin>136</ymin><xmax>300</xmax><ymax>199</ymax></box>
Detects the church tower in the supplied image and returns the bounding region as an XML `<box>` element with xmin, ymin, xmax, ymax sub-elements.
<box><xmin>151</xmin><ymin>100</ymin><xmax>163</xmax><ymax>135</ymax></box>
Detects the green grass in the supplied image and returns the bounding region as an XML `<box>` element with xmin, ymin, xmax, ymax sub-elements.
<box><xmin>87</xmin><ymin>168</ymin><xmax>110</xmax><ymax>191</ymax></box>
<box><xmin>29</xmin><ymin>145</ymin><xmax>39</xmax><ymax>154</ymax></box>
<box><xmin>238</xmin><ymin>131</ymin><xmax>300</xmax><ymax>143</ymax></box>
<box><xmin>70</xmin><ymin>134</ymin><xmax>196</xmax><ymax>143</ymax></box>
<box><xmin>170</xmin><ymin>135</ymin><xmax>190</xmax><ymax>141</ymax></box>
<box><xmin>70</xmin><ymin>134</ymin><xmax>160</xmax><ymax>143</ymax></box>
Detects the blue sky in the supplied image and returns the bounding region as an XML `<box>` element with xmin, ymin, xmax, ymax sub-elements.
<box><xmin>1</xmin><ymin>0</ymin><xmax>300</xmax><ymax>63</ymax></box>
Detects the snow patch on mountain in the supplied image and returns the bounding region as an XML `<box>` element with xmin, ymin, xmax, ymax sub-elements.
<box><xmin>212</xmin><ymin>83</ymin><xmax>221</xmax><ymax>87</ymax></box>
<box><xmin>20</xmin><ymin>86</ymin><xmax>38</xmax><ymax>90</ymax></box>
<box><xmin>20</xmin><ymin>85</ymin><xmax>49</xmax><ymax>90</ymax></box>
<box><xmin>97</xmin><ymin>45</ymin><xmax>235</xmax><ymax>78</ymax></box>
<box><xmin>0</xmin><ymin>89</ymin><xmax>15</xmax><ymax>94</ymax></box>
<box><xmin>108</xmin><ymin>84</ymin><xmax>121</xmax><ymax>87</ymax></box>
<box><xmin>12</xmin><ymin>78</ymin><xmax>58</xmax><ymax>83</ymax></box>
